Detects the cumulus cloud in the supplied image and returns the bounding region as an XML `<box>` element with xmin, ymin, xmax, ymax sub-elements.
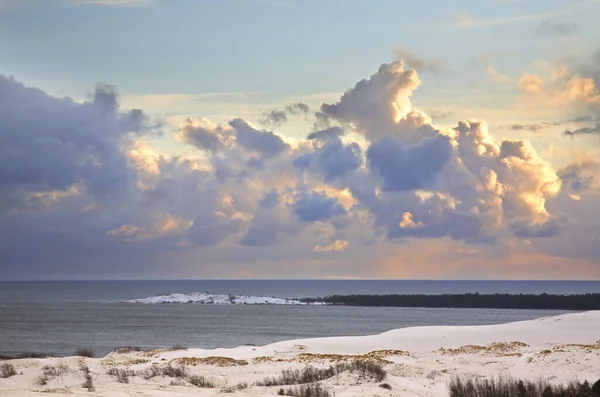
<box><xmin>313</xmin><ymin>240</ymin><xmax>348</xmax><ymax>252</ymax></box>
<box><xmin>1</xmin><ymin>55</ymin><xmax>598</xmax><ymax>279</ymax></box>
<box><xmin>519</xmin><ymin>54</ymin><xmax>600</xmax><ymax>138</ymax></box>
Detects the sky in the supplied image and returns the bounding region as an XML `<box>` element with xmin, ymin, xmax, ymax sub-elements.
<box><xmin>0</xmin><ymin>0</ymin><xmax>599</xmax><ymax>280</ymax></box>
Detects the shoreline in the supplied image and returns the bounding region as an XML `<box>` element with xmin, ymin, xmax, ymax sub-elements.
<box><xmin>1</xmin><ymin>311</ymin><xmax>599</xmax><ymax>396</ymax></box>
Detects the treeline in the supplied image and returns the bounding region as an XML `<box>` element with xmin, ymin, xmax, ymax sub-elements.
<box><xmin>301</xmin><ymin>293</ymin><xmax>600</xmax><ymax>310</ymax></box>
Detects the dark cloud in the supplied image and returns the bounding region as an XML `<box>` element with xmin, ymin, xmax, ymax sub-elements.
<box><xmin>178</xmin><ymin>124</ymin><xmax>224</xmax><ymax>152</ymax></box>
<box><xmin>512</xmin><ymin>219</ymin><xmax>560</xmax><ymax>238</ymax></box>
<box><xmin>285</xmin><ymin>102</ymin><xmax>309</xmax><ymax>115</ymax></box>
<box><xmin>499</xmin><ymin>117</ymin><xmax>591</xmax><ymax>133</ymax></box>
<box><xmin>366</xmin><ymin>135</ymin><xmax>453</xmax><ymax>192</ymax></box>
<box><xmin>293</xmin><ymin>190</ymin><xmax>345</xmax><ymax>222</ymax></box>
<box><xmin>229</xmin><ymin>118</ymin><xmax>289</xmax><ymax>157</ymax></box>
<box><xmin>0</xmin><ymin>76</ymin><xmax>154</xmax><ymax>211</ymax></box>
<box><xmin>306</xmin><ymin>126</ymin><xmax>345</xmax><ymax>143</ymax></box>
<box><xmin>564</xmin><ymin>122</ymin><xmax>600</xmax><ymax>136</ymax></box>
<box><xmin>536</xmin><ymin>20</ymin><xmax>582</xmax><ymax>37</ymax></box>
<box><xmin>294</xmin><ymin>138</ymin><xmax>363</xmax><ymax>183</ymax></box>
<box><xmin>557</xmin><ymin>161</ymin><xmax>597</xmax><ymax>192</ymax></box>
<box><xmin>260</xmin><ymin>102</ymin><xmax>310</xmax><ymax>127</ymax></box>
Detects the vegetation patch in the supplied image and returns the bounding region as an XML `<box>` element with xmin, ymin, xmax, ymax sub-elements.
<box><xmin>0</xmin><ymin>363</ymin><xmax>17</xmax><ymax>378</ymax></box>
<box><xmin>112</xmin><ymin>346</ymin><xmax>143</xmax><ymax>354</ymax></box>
<box><xmin>73</xmin><ymin>348</ymin><xmax>94</xmax><ymax>358</ymax></box>
<box><xmin>173</xmin><ymin>356</ymin><xmax>249</xmax><ymax>367</ymax></box>
<box><xmin>449</xmin><ymin>376</ymin><xmax>598</xmax><ymax>397</ymax></box>
<box><xmin>37</xmin><ymin>363</ymin><xmax>70</xmax><ymax>386</ymax></box>
<box><xmin>188</xmin><ymin>374</ymin><xmax>215</xmax><ymax>388</ymax></box>
<box><xmin>80</xmin><ymin>365</ymin><xmax>94</xmax><ymax>392</ymax></box>
<box><xmin>277</xmin><ymin>383</ymin><xmax>333</xmax><ymax>397</ymax></box>
<box><xmin>295</xmin><ymin>349</ymin><xmax>406</xmax><ymax>363</ymax></box>
<box><xmin>441</xmin><ymin>342</ymin><xmax>528</xmax><ymax>356</ymax></box>
<box><xmin>256</xmin><ymin>360</ymin><xmax>386</xmax><ymax>386</ymax></box>
<box><xmin>106</xmin><ymin>367</ymin><xmax>135</xmax><ymax>384</ymax></box>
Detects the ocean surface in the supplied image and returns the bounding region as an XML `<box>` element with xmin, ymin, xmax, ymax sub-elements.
<box><xmin>0</xmin><ymin>280</ymin><xmax>597</xmax><ymax>357</ymax></box>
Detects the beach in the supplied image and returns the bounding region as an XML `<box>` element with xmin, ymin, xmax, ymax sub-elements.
<box><xmin>0</xmin><ymin>311</ymin><xmax>598</xmax><ymax>397</ymax></box>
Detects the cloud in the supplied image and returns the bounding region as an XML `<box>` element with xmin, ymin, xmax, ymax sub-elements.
<box><xmin>519</xmin><ymin>52</ymin><xmax>600</xmax><ymax>139</ymax></box>
<box><xmin>564</xmin><ymin>122</ymin><xmax>600</xmax><ymax>136</ymax></box>
<box><xmin>499</xmin><ymin>117</ymin><xmax>591</xmax><ymax>132</ymax></box>
<box><xmin>536</xmin><ymin>20</ymin><xmax>582</xmax><ymax>37</ymax></box>
<box><xmin>2</xmin><ymin>57</ymin><xmax>599</xmax><ymax>279</ymax></box>
<box><xmin>394</xmin><ymin>47</ymin><xmax>445</xmax><ymax>75</ymax></box>
<box><xmin>293</xmin><ymin>189</ymin><xmax>345</xmax><ymax>222</ymax></box>
<box><xmin>486</xmin><ymin>65</ymin><xmax>511</xmax><ymax>83</ymax></box>
<box><xmin>454</xmin><ymin>10</ymin><xmax>557</xmax><ymax>30</ymax></box>
<box><xmin>313</xmin><ymin>240</ymin><xmax>348</xmax><ymax>252</ymax></box>
<box><xmin>259</xmin><ymin>102</ymin><xmax>310</xmax><ymax>127</ymax></box>
<box><xmin>366</xmin><ymin>135</ymin><xmax>453</xmax><ymax>192</ymax></box>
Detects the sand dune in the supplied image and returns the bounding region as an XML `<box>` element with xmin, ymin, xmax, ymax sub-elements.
<box><xmin>0</xmin><ymin>311</ymin><xmax>598</xmax><ymax>397</ymax></box>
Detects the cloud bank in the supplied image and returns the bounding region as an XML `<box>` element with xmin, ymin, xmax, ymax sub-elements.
<box><xmin>0</xmin><ymin>58</ymin><xmax>599</xmax><ymax>279</ymax></box>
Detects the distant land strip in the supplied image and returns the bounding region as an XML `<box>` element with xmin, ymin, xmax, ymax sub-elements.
<box><xmin>299</xmin><ymin>293</ymin><xmax>600</xmax><ymax>310</ymax></box>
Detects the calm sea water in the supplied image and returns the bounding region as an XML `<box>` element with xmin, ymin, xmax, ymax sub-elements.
<box><xmin>0</xmin><ymin>280</ymin><xmax>597</xmax><ymax>357</ymax></box>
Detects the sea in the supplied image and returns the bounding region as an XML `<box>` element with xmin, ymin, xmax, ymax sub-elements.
<box><xmin>0</xmin><ymin>280</ymin><xmax>598</xmax><ymax>357</ymax></box>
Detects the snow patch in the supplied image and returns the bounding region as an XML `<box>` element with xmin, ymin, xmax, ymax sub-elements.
<box><xmin>125</xmin><ymin>292</ymin><xmax>326</xmax><ymax>305</ymax></box>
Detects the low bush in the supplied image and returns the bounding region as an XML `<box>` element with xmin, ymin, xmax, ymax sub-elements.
<box><xmin>73</xmin><ymin>348</ymin><xmax>94</xmax><ymax>358</ymax></box>
<box><xmin>37</xmin><ymin>364</ymin><xmax>69</xmax><ymax>386</ymax></box>
<box><xmin>221</xmin><ymin>382</ymin><xmax>249</xmax><ymax>393</ymax></box>
<box><xmin>140</xmin><ymin>364</ymin><xmax>188</xmax><ymax>380</ymax></box>
<box><xmin>80</xmin><ymin>364</ymin><xmax>93</xmax><ymax>391</ymax></box>
<box><xmin>42</xmin><ymin>363</ymin><xmax>69</xmax><ymax>378</ymax></box>
<box><xmin>449</xmin><ymin>376</ymin><xmax>597</xmax><ymax>397</ymax></box>
<box><xmin>349</xmin><ymin>360</ymin><xmax>386</xmax><ymax>382</ymax></box>
<box><xmin>256</xmin><ymin>363</ymin><xmax>349</xmax><ymax>386</ymax></box>
<box><xmin>0</xmin><ymin>363</ymin><xmax>17</xmax><ymax>378</ymax></box>
<box><xmin>188</xmin><ymin>374</ymin><xmax>215</xmax><ymax>388</ymax></box>
<box><xmin>380</xmin><ymin>382</ymin><xmax>392</xmax><ymax>390</ymax></box>
<box><xmin>280</xmin><ymin>383</ymin><xmax>333</xmax><ymax>397</ymax></box>
<box><xmin>106</xmin><ymin>367</ymin><xmax>134</xmax><ymax>384</ymax></box>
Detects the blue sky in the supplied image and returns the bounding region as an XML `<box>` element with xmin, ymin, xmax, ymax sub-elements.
<box><xmin>0</xmin><ymin>0</ymin><xmax>599</xmax><ymax>279</ymax></box>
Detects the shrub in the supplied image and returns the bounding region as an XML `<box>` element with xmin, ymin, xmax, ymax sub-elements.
<box><xmin>221</xmin><ymin>382</ymin><xmax>249</xmax><ymax>393</ymax></box>
<box><xmin>592</xmin><ymin>379</ymin><xmax>600</xmax><ymax>397</ymax></box>
<box><xmin>37</xmin><ymin>362</ymin><xmax>69</xmax><ymax>384</ymax></box>
<box><xmin>449</xmin><ymin>376</ymin><xmax>594</xmax><ymax>397</ymax></box>
<box><xmin>281</xmin><ymin>383</ymin><xmax>333</xmax><ymax>397</ymax></box>
<box><xmin>106</xmin><ymin>368</ymin><xmax>134</xmax><ymax>384</ymax></box>
<box><xmin>42</xmin><ymin>363</ymin><xmax>69</xmax><ymax>378</ymax></box>
<box><xmin>80</xmin><ymin>365</ymin><xmax>94</xmax><ymax>391</ymax></box>
<box><xmin>188</xmin><ymin>374</ymin><xmax>215</xmax><ymax>388</ymax></box>
<box><xmin>256</xmin><ymin>363</ymin><xmax>350</xmax><ymax>386</ymax></box>
<box><xmin>0</xmin><ymin>363</ymin><xmax>17</xmax><ymax>378</ymax></box>
<box><xmin>140</xmin><ymin>364</ymin><xmax>188</xmax><ymax>379</ymax></box>
<box><xmin>349</xmin><ymin>360</ymin><xmax>386</xmax><ymax>382</ymax></box>
<box><xmin>380</xmin><ymin>382</ymin><xmax>392</xmax><ymax>390</ymax></box>
<box><xmin>73</xmin><ymin>348</ymin><xmax>94</xmax><ymax>358</ymax></box>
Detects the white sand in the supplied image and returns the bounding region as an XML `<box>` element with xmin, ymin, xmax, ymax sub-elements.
<box><xmin>1</xmin><ymin>311</ymin><xmax>598</xmax><ymax>397</ymax></box>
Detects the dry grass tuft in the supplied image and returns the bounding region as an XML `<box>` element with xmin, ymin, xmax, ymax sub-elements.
<box><xmin>173</xmin><ymin>356</ymin><xmax>249</xmax><ymax>367</ymax></box>
<box><xmin>441</xmin><ymin>342</ymin><xmax>528</xmax><ymax>356</ymax></box>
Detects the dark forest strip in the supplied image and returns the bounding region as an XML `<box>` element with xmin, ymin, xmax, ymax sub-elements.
<box><xmin>300</xmin><ymin>293</ymin><xmax>600</xmax><ymax>310</ymax></box>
